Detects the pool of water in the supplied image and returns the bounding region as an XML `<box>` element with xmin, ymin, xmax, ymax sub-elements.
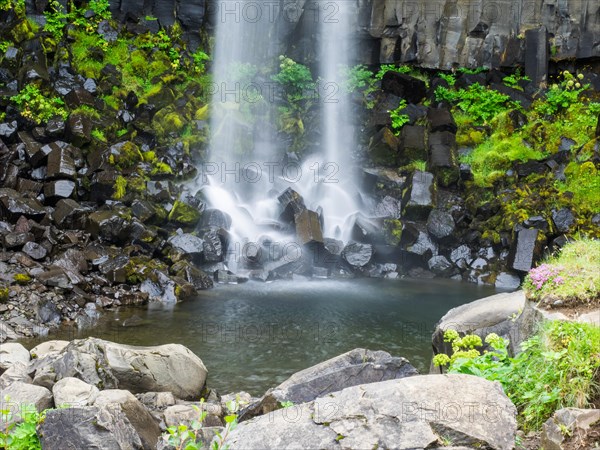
<box><xmin>26</xmin><ymin>278</ymin><xmax>497</xmax><ymax>395</ymax></box>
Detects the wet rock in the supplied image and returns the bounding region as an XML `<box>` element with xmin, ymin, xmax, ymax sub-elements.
<box><xmin>44</xmin><ymin>179</ymin><xmax>76</xmax><ymax>201</ymax></box>
<box><xmin>426</xmin><ymin>209</ymin><xmax>455</xmax><ymax>241</ymax></box>
<box><xmin>278</xmin><ymin>188</ymin><xmax>307</xmax><ymax>224</ymax></box>
<box><xmin>524</xmin><ymin>215</ymin><xmax>549</xmax><ymax>233</ymax></box>
<box><xmin>552</xmin><ymin>208</ymin><xmax>575</xmax><ymax>233</ymax></box>
<box><xmin>402</xmin><ymin>171</ymin><xmax>436</xmax><ymax>220</ymax></box>
<box><xmin>89</xmin><ymin>170</ymin><xmax>119</xmax><ymax>204</ymax></box>
<box><xmin>131</xmin><ymin>199</ymin><xmax>158</xmax><ymax>223</ymax></box>
<box><xmin>199</xmin><ymin>208</ymin><xmax>231</xmax><ymax>231</ymax></box>
<box><xmin>508</xmin><ymin>228</ymin><xmax>543</xmax><ymax>272</ymax></box>
<box><xmin>52</xmin><ymin>377</ymin><xmax>99</xmax><ymax>407</ymax></box>
<box><xmin>341</xmin><ymin>243</ymin><xmax>373</xmax><ymax>268</ymax></box>
<box><xmin>171</xmin><ymin>261</ymin><xmax>213</xmax><ymax>290</ymax></box>
<box><xmin>98</xmin><ymin>255</ymin><xmax>129</xmax><ymax>284</ymax></box>
<box><xmin>36</xmin><ymin>268</ymin><xmax>72</xmax><ymax>289</ymax></box>
<box><xmin>16</xmin><ymin>178</ymin><xmax>43</xmax><ymax>196</ymax></box>
<box><xmin>0</xmin><ymin>121</ymin><xmax>17</xmax><ymax>141</ymax></box>
<box><xmin>427</xmin><ymin>255</ymin><xmax>453</xmax><ymax>276</ymax></box>
<box><xmin>0</xmin><ymin>342</ymin><xmax>30</xmax><ymax>372</ymax></box>
<box><xmin>240</xmin><ymin>349</ymin><xmax>417</xmax><ymax>421</ymax></box>
<box><xmin>427</xmin><ymin>107</ymin><xmax>457</xmax><ymax>134</ymax></box>
<box><xmin>367</xmin><ymin>127</ymin><xmax>399</xmax><ymax>166</ymax></box>
<box><xmin>450</xmin><ymin>244</ymin><xmax>472</xmax><ymax>266</ymax></box>
<box><xmin>37</xmin><ymin>299</ymin><xmax>61</xmax><ymax>324</ymax></box>
<box><xmin>52</xmin><ymin>199</ymin><xmax>89</xmax><ymax>229</ymax></box>
<box><xmin>0</xmin><ymin>189</ymin><xmax>46</xmax><ymax>222</ymax></box>
<box><xmin>87</xmin><ymin>210</ymin><xmax>130</xmax><ymax>243</ymax></box>
<box><xmin>373</xmin><ymin>196</ymin><xmax>402</xmax><ymax>219</ymax></box>
<box><xmin>405</xmin><ymin>228</ymin><xmax>438</xmax><ymax>259</ymax></box>
<box><xmin>201</xmin><ymin>229</ymin><xmax>225</xmax><ymax>262</ymax></box>
<box><xmin>398</xmin><ymin>125</ymin><xmax>427</xmax><ymax>163</ymax></box>
<box><xmin>228</xmin><ymin>375</ymin><xmax>516</xmax><ymax>450</ymax></box>
<box><xmin>381</xmin><ymin>71</ymin><xmax>427</xmax><ymax>104</ymax></box>
<box><xmin>66</xmin><ymin>113</ymin><xmax>92</xmax><ymax>147</ymax></box>
<box><xmin>64</xmin><ymin>88</ymin><xmax>95</xmax><ymax>109</ymax></box>
<box><xmin>168</xmin><ymin>232</ymin><xmax>205</xmax><ymax>259</ymax></box>
<box><xmin>49</xmin><ymin>338</ymin><xmax>207</xmax><ymax>399</ymax></box>
<box><xmin>46</xmin><ymin>143</ymin><xmax>77</xmax><ymax>180</ymax></box>
<box><xmin>295</xmin><ymin>210</ymin><xmax>324</xmax><ymax>245</ymax></box>
<box><xmin>525</xmin><ymin>26</ymin><xmax>548</xmax><ymax>86</ymax></box>
<box><xmin>22</xmin><ymin>241</ymin><xmax>47</xmax><ymax>260</ymax></box>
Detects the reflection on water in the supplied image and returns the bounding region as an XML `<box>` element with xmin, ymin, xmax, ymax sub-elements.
<box><xmin>23</xmin><ymin>279</ymin><xmax>497</xmax><ymax>395</ymax></box>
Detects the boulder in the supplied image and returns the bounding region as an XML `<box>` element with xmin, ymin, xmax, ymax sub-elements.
<box><xmin>30</xmin><ymin>340</ymin><xmax>69</xmax><ymax>359</ymax></box>
<box><xmin>38</xmin><ymin>405</ymin><xmax>144</xmax><ymax>450</ymax></box>
<box><xmin>381</xmin><ymin>72</ymin><xmax>427</xmax><ymax>104</ymax></box>
<box><xmin>46</xmin><ymin>143</ymin><xmax>77</xmax><ymax>180</ymax></box>
<box><xmin>227</xmin><ymin>375</ymin><xmax>517</xmax><ymax>450</ymax></box>
<box><xmin>399</xmin><ymin>125</ymin><xmax>427</xmax><ymax>162</ymax></box>
<box><xmin>368</xmin><ymin>127</ymin><xmax>399</xmax><ymax>166</ymax></box>
<box><xmin>426</xmin><ymin>209</ymin><xmax>455</xmax><ymax>241</ymax></box>
<box><xmin>201</xmin><ymin>228</ymin><xmax>225</xmax><ymax>262</ymax></box>
<box><xmin>44</xmin><ymin>179</ymin><xmax>76</xmax><ymax>201</ymax></box>
<box><xmin>53</xmin><ymin>377</ymin><xmax>99</xmax><ymax>407</ymax></box>
<box><xmin>294</xmin><ymin>210</ymin><xmax>324</xmax><ymax>245</ymax></box>
<box><xmin>52</xmin><ymin>199</ymin><xmax>89</xmax><ymax>229</ymax></box>
<box><xmin>0</xmin><ymin>189</ymin><xmax>46</xmax><ymax>222</ymax></box>
<box><xmin>49</xmin><ymin>338</ymin><xmax>207</xmax><ymax>400</ymax></box>
<box><xmin>87</xmin><ymin>210</ymin><xmax>131</xmax><ymax>243</ymax></box>
<box><xmin>432</xmin><ymin>291</ymin><xmax>527</xmax><ymax>365</ymax></box>
<box><xmin>164</xmin><ymin>403</ymin><xmax>222</xmax><ymax>428</ymax></box>
<box><xmin>240</xmin><ymin>349</ymin><xmax>417</xmax><ymax>421</ymax></box>
<box><xmin>402</xmin><ymin>171</ymin><xmax>436</xmax><ymax>220</ymax></box>
<box><xmin>0</xmin><ymin>381</ymin><xmax>53</xmax><ymax>423</ymax></box>
<box><xmin>428</xmin><ymin>255</ymin><xmax>453</xmax><ymax>276</ymax></box>
<box><xmin>508</xmin><ymin>228</ymin><xmax>543</xmax><ymax>272</ymax></box>
<box><xmin>22</xmin><ymin>241</ymin><xmax>47</xmax><ymax>260</ymax></box>
<box><xmin>94</xmin><ymin>389</ymin><xmax>162</xmax><ymax>449</ymax></box>
<box><xmin>427</xmin><ymin>107</ymin><xmax>457</xmax><ymax>134</ymax></box>
<box><xmin>0</xmin><ymin>362</ymin><xmax>32</xmax><ymax>389</ymax></box>
<box><xmin>0</xmin><ymin>342</ymin><xmax>30</xmax><ymax>372</ymax></box>
<box><xmin>168</xmin><ymin>232</ymin><xmax>205</xmax><ymax>259</ymax></box>
<box><xmin>551</xmin><ymin>208</ymin><xmax>575</xmax><ymax>233</ymax></box>
<box><xmin>341</xmin><ymin>243</ymin><xmax>373</xmax><ymax>268</ymax></box>
<box><xmin>428</xmin><ymin>131</ymin><xmax>459</xmax><ymax>186</ymax></box>
<box><xmin>495</xmin><ymin>272</ymin><xmax>521</xmax><ymax>291</ymax></box>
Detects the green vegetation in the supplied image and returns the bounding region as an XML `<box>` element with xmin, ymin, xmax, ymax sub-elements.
<box><xmin>523</xmin><ymin>238</ymin><xmax>600</xmax><ymax>305</ymax></box>
<box><xmin>1</xmin><ymin>403</ymin><xmax>44</xmax><ymax>450</ymax></box>
<box><xmin>10</xmin><ymin>84</ymin><xmax>68</xmax><ymax>124</ymax></box>
<box><xmin>389</xmin><ymin>99</ymin><xmax>410</xmax><ymax>134</ymax></box>
<box><xmin>13</xmin><ymin>273</ymin><xmax>31</xmax><ymax>284</ymax></box>
<box><xmin>272</xmin><ymin>55</ymin><xmax>316</xmax><ymax>103</ymax></box>
<box><xmin>535</xmin><ymin>71</ymin><xmax>587</xmax><ymax>116</ymax></box>
<box><xmin>434</xmin><ymin>321</ymin><xmax>600</xmax><ymax>431</ymax></box>
<box><xmin>163</xmin><ymin>399</ymin><xmax>238</xmax><ymax>450</ymax></box>
<box><xmin>435</xmin><ymin>83</ymin><xmax>518</xmax><ymax>125</ymax></box>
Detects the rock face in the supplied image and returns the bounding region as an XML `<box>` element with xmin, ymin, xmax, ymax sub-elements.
<box><xmin>49</xmin><ymin>338</ymin><xmax>208</xmax><ymax>400</ymax></box>
<box><xmin>541</xmin><ymin>408</ymin><xmax>600</xmax><ymax>450</ymax></box>
<box><xmin>240</xmin><ymin>348</ymin><xmax>418</xmax><ymax>420</ymax></box>
<box><xmin>227</xmin><ymin>374</ymin><xmax>517</xmax><ymax>450</ymax></box>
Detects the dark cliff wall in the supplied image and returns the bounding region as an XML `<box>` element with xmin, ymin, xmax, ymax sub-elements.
<box><xmin>27</xmin><ymin>0</ymin><xmax>600</xmax><ymax>71</ymax></box>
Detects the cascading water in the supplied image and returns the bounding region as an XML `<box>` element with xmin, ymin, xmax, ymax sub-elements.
<box><xmin>197</xmin><ymin>1</ymin><xmax>365</xmax><ymax>274</ymax></box>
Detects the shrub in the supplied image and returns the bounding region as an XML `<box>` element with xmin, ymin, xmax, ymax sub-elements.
<box><xmin>0</xmin><ymin>403</ymin><xmax>43</xmax><ymax>450</ymax></box>
<box><xmin>389</xmin><ymin>99</ymin><xmax>410</xmax><ymax>134</ymax></box>
<box><xmin>435</xmin><ymin>321</ymin><xmax>600</xmax><ymax>431</ymax></box>
<box><xmin>535</xmin><ymin>71</ymin><xmax>587</xmax><ymax>116</ymax></box>
<box><xmin>10</xmin><ymin>85</ymin><xmax>68</xmax><ymax>124</ymax></box>
<box><xmin>272</xmin><ymin>55</ymin><xmax>315</xmax><ymax>103</ymax></box>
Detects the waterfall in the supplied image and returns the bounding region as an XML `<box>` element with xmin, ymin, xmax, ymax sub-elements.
<box><xmin>199</xmin><ymin>1</ymin><xmax>363</xmax><ymax>273</ymax></box>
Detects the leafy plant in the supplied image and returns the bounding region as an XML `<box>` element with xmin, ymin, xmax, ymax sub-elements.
<box><xmin>389</xmin><ymin>99</ymin><xmax>410</xmax><ymax>134</ymax></box>
<box><xmin>43</xmin><ymin>0</ymin><xmax>69</xmax><ymax>40</ymax></box>
<box><xmin>503</xmin><ymin>69</ymin><xmax>530</xmax><ymax>90</ymax></box>
<box><xmin>437</xmin><ymin>72</ymin><xmax>456</xmax><ymax>86</ymax></box>
<box><xmin>10</xmin><ymin>84</ymin><xmax>68</xmax><ymax>124</ymax></box>
<box><xmin>535</xmin><ymin>71</ymin><xmax>588</xmax><ymax>116</ymax></box>
<box><xmin>1</xmin><ymin>402</ymin><xmax>44</xmax><ymax>450</ymax></box>
<box><xmin>272</xmin><ymin>55</ymin><xmax>315</xmax><ymax>102</ymax></box>
<box><xmin>434</xmin><ymin>321</ymin><xmax>600</xmax><ymax>431</ymax></box>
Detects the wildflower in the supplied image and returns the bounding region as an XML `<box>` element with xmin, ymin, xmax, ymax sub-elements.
<box><xmin>577</xmin><ymin>73</ymin><xmax>584</xmax><ymax>80</ymax></box>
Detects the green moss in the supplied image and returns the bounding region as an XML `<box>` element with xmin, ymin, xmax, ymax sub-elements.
<box><xmin>72</xmin><ymin>105</ymin><xmax>101</xmax><ymax>119</ymax></box>
<box><xmin>383</xmin><ymin>219</ymin><xmax>403</xmax><ymax>246</ymax></box>
<box><xmin>125</xmin><ymin>256</ymin><xmax>167</xmax><ymax>284</ymax></box>
<box><xmin>127</xmin><ymin>175</ymin><xmax>147</xmax><ymax>193</ymax></box>
<box><xmin>556</xmin><ymin>162</ymin><xmax>600</xmax><ymax>214</ymax></box>
<box><xmin>109</xmin><ymin>141</ymin><xmax>143</xmax><ymax>171</ymax></box>
<box><xmin>13</xmin><ymin>273</ymin><xmax>31</xmax><ymax>285</ymax></box>
<box><xmin>11</xmin><ymin>18</ymin><xmax>38</xmax><ymax>43</ymax></box>
<box><xmin>151</xmin><ymin>161</ymin><xmax>173</xmax><ymax>176</ymax></box>
<box><xmin>0</xmin><ymin>285</ymin><xmax>8</xmax><ymax>302</ymax></box>
<box><xmin>113</xmin><ymin>175</ymin><xmax>127</xmax><ymax>200</ymax></box>
<box><xmin>152</xmin><ymin>108</ymin><xmax>186</xmax><ymax>137</ymax></box>
<box><xmin>168</xmin><ymin>200</ymin><xmax>201</xmax><ymax>225</ymax></box>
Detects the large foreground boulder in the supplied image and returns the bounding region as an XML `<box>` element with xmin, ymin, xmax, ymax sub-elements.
<box><xmin>239</xmin><ymin>348</ymin><xmax>417</xmax><ymax>420</ymax></box>
<box><xmin>227</xmin><ymin>374</ymin><xmax>517</xmax><ymax>450</ymax></box>
<box><xmin>432</xmin><ymin>291</ymin><xmax>527</xmax><ymax>365</ymax></box>
<box><xmin>47</xmin><ymin>338</ymin><xmax>207</xmax><ymax>400</ymax></box>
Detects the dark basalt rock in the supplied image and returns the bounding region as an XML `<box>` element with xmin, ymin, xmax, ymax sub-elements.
<box><xmin>98</xmin><ymin>254</ymin><xmax>130</xmax><ymax>284</ymax></box>
<box><xmin>87</xmin><ymin>210</ymin><xmax>131</xmax><ymax>244</ymax></box>
<box><xmin>64</xmin><ymin>88</ymin><xmax>95</xmax><ymax>109</ymax></box>
<box><xmin>0</xmin><ymin>121</ymin><xmax>17</xmax><ymax>142</ymax></box>
<box><xmin>342</xmin><ymin>242</ymin><xmax>373</xmax><ymax>268</ymax></box>
<box><xmin>368</xmin><ymin>127</ymin><xmax>399</xmax><ymax>167</ymax></box>
<box><xmin>22</xmin><ymin>241</ymin><xmax>47</xmax><ymax>260</ymax></box>
<box><xmin>171</xmin><ymin>260</ymin><xmax>213</xmax><ymax>290</ymax></box>
<box><xmin>277</xmin><ymin>188</ymin><xmax>306</xmax><ymax>224</ymax></box>
<box><xmin>426</xmin><ymin>209</ymin><xmax>456</xmax><ymax>241</ymax></box>
<box><xmin>523</xmin><ymin>215</ymin><xmax>549</xmax><ymax>233</ymax></box>
<box><xmin>428</xmin><ymin>255</ymin><xmax>453</xmax><ymax>276</ymax></box>
<box><xmin>3</xmin><ymin>231</ymin><xmax>34</xmax><ymax>249</ymax></box>
<box><xmin>44</xmin><ymin>180</ymin><xmax>76</xmax><ymax>202</ymax></box>
<box><xmin>427</xmin><ymin>107</ymin><xmax>457</xmax><ymax>134</ymax></box>
<box><xmin>66</xmin><ymin>114</ymin><xmax>92</xmax><ymax>147</ymax></box>
<box><xmin>381</xmin><ymin>72</ymin><xmax>426</xmax><ymax>104</ymax></box>
<box><xmin>89</xmin><ymin>171</ymin><xmax>118</xmax><ymax>204</ymax></box>
<box><xmin>373</xmin><ymin>196</ymin><xmax>402</xmax><ymax>219</ymax></box>
<box><xmin>0</xmin><ymin>189</ymin><xmax>46</xmax><ymax>222</ymax></box>
<box><xmin>398</xmin><ymin>125</ymin><xmax>427</xmax><ymax>163</ymax></box>
<box><xmin>455</xmin><ymin>72</ymin><xmax>487</xmax><ymax>89</ymax></box>
<box><xmin>428</xmin><ymin>131</ymin><xmax>459</xmax><ymax>186</ymax></box>
<box><xmin>508</xmin><ymin>228</ymin><xmax>544</xmax><ymax>273</ymax></box>
<box><xmin>46</xmin><ymin>144</ymin><xmax>77</xmax><ymax>180</ymax></box>
<box><xmin>551</xmin><ymin>208</ymin><xmax>575</xmax><ymax>234</ymax></box>
<box><xmin>52</xmin><ymin>199</ymin><xmax>89</xmax><ymax>230</ymax></box>
<box><xmin>294</xmin><ymin>210</ymin><xmax>323</xmax><ymax>245</ymax></box>
<box><xmin>199</xmin><ymin>209</ymin><xmax>231</xmax><ymax>231</ymax></box>
<box><xmin>402</xmin><ymin>171</ymin><xmax>436</xmax><ymax>221</ymax></box>
<box><xmin>168</xmin><ymin>232</ymin><xmax>205</xmax><ymax>259</ymax></box>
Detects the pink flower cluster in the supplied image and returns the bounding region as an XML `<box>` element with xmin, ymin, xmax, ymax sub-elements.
<box><xmin>528</xmin><ymin>264</ymin><xmax>565</xmax><ymax>290</ymax></box>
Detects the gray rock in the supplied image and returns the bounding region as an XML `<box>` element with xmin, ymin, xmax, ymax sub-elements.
<box><xmin>53</xmin><ymin>377</ymin><xmax>99</xmax><ymax>407</ymax></box>
<box><xmin>427</xmin><ymin>209</ymin><xmax>456</xmax><ymax>241</ymax></box>
<box><xmin>495</xmin><ymin>272</ymin><xmax>521</xmax><ymax>291</ymax></box>
<box><xmin>341</xmin><ymin>243</ymin><xmax>373</xmax><ymax>268</ymax></box>
<box><xmin>30</xmin><ymin>340</ymin><xmax>69</xmax><ymax>359</ymax></box>
<box><xmin>22</xmin><ymin>241</ymin><xmax>47</xmax><ymax>260</ymax></box>
<box><xmin>164</xmin><ymin>403</ymin><xmax>222</xmax><ymax>428</ymax></box>
<box><xmin>432</xmin><ymin>291</ymin><xmax>526</xmax><ymax>365</ymax></box>
<box><xmin>49</xmin><ymin>338</ymin><xmax>207</xmax><ymax>400</ymax></box>
<box><xmin>402</xmin><ymin>171</ymin><xmax>436</xmax><ymax>220</ymax></box>
<box><xmin>428</xmin><ymin>255</ymin><xmax>453</xmax><ymax>276</ymax></box>
<box><xmin>227</xmin><ymin>375</ymin><xmax>517</xmax><ymax>450</ymax></box>
<box><xmin>240</xmin><ymin>348</ymin><xmax>417</xmax><ymax>421</ymax></box>
<box><xmin>0</xmin><ymin>362</ymin><xmax>32</xmax><ymax>389</ymax></box>
<box><xmin>94</xmin><ymin>389</ymin><xmax>162</xmax><ymax>449</ymax></box>
<box><xmin>38</xmin><ymin>405</ymin><xmax>144</xmax><ymax>450</ymax></box>
<box><xmin>0</xmin><ymin>382</ymin><xmax>53</xmax><ymax>425</ymax></box>
<box><xmin>541</xmin><ymin>408</ymin><xmax>600</xmax><ymax>450</ymax></box>
<box><xmin>168</xmin><ymin>232</ymin><xmax>205</xmax><ymax>258</ymax></box>
<box><xmin>450</xmin><ymin>245</ymin><xmax>472</xmax><ymax>265</ymax></box>
<box><xmin>294</xmin><ymin>210</ymin><xmax>324</xmax><ymax>245</ymax></box>
<box><xmin>508</xmin><ymin>228</ymin><xmax>543</xmax><ymax>272</ymax></box>
<box><xmin>552</xmin><ymin>208</ymin><xmax>575</xmax><ymax>233</ymax></box>
<box><xmin>0</xmin><ymin>342</ymin><xmax>30</xmax><ymax>372</ymax></box>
